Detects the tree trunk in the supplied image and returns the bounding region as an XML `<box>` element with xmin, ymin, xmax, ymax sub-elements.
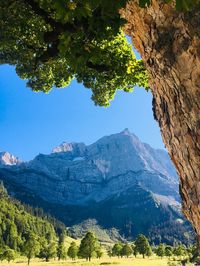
<box><xmin>121</xmin><ymin>0</ymin><xmax>200</xmax><ymax>250</ymax></box>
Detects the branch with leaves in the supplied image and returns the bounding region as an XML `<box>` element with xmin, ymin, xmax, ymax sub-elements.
<box><xmin>0</xmin><ymin>0</ymin><xmax>199</xmax><ymax>105</ymax></box>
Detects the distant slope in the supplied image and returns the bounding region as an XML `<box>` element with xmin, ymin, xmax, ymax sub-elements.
<box><xmin>0</xmin><ymin>184</ymin><xmax>59</xmax><ymax>252</ymax></box>
<box><xmin>0</xmin><ymin>177</ymin><xmax>125</xmax><ymax>243</ymax></box>
<box><xmin>68</xmin><ymin>219</ymin><xmax>125</xmax><ymax>244</ymax></box>
<box><xmin>0</xmin><ymin>129</ymin><xmax>194</xmax><ymax>244</ymax></box>
<box><xmin>0</xmin><ymin>170</ymin><xmax>193</xmax><ymax>245</ymax></box>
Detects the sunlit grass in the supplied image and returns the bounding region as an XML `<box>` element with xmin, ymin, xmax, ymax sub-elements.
<box><xmin>0</xmin><ymin>256</ymin><xmax>194</xmax><ymax>266</ymax></box>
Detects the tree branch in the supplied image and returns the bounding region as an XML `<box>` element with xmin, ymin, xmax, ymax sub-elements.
<box><xmin>86</xmin><ymin>61</ymin><xmax>110</xmax><ymax>72</ymax></box>
<box><xmin>22</xmin><ymin>1</ymin><xmax>108</xmax><ymax>71</ymax></box>
<box><xmin>39</xmin><ymin>43</ymin><xmax>59</xmax><ymax>62</ymax></box>
<box><xmin>24</xmin><ymin>0</ymin><xmax>76</xmax><ymax>33</ymax></box>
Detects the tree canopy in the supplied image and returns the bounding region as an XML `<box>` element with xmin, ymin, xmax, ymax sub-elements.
<box><xmin>155</xmin><ymin>243</ymin><xmax>165</xmax><ymax>258</ymax></box>
<box><xmin>78</xmin><ymin>231</ymin><xmax>100</xmax><ymax>261</ymax></box>
<box><xmin>112</xmin><ymin>243</ymin><xmax>123</xmax><ymax>257</ymax></box>
<box><xmin>67</xmin><ymin>241</ymin><xmax>78</xmax><ymax>260</ymax></box>
<box><xmin>134</xmin><ymin>234</ymin><xmax>152</xmax><ymax>258</ymax></box>
<box><xmin>1</xmin><ymin>0</ymin><xmax>199</xmax><ymax>106</ymax></box>
<box><xmin>0</xmin><ymin>0</ymin><xmax>148</xmax><ymax>107</ymax></box>
<box><xmin>23</xmin><ymin>233</ymin><xmax>40</xmax><ymax>265</ymax></box>
<box><xmin>121</xmin><ymin>243</ymin><xmax>133</xmax><ymax>258</ymax></box>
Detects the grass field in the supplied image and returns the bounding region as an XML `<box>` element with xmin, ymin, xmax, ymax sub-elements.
<box><xmin>0</xmin><ymin>256</ymin><xmax>194</xmax><ymax>266</ymax></box>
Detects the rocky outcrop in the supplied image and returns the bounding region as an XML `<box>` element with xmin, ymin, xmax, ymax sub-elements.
<box><xmin>0</xmin><ymin>151</ymin><xmax>22</xmax><ymax>166</ymax></box>
<box><xmin>52</xmin><ymin>142</ymin><xmax>86</xmax><ymax>155</ymax></box>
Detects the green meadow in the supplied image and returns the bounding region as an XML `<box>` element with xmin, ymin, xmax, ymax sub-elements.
<box><xmin>0</xmin><ymin>256</ymin><xmax>194</xmax><ymax>266</ymax></box>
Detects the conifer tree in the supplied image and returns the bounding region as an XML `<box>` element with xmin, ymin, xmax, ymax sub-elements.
<box><xmin>57</xmin><ymin>233</ymin><xmax>67</xmax><ymax>260</ymax></box>
<box><xmin>96</xmin><ymin>248</ymin><xmax>103</xmax><ymax>259</ymax></box>
<box><xmin>39</xmin><ymin>238</ymin><xmax>57</xmax><ymax>262</ymax></box>
<box><xmin>134</xmin><ymin>234</ymin><xmax>151</xmax><ymax>259</ymax></box>
<box><xmin>67</xmin><ymin>241</ymin><xmax>78</xmax><ymax>260</ymax></box>
<box><xmin>2</xmin><ymin>247</ymin><xmax>16</xmax><ymax>263</ymax></box>
<box><xmin>112</xmin><ymin>243</ymin><xmax>123</xmax><ymax>258</ymax></box>
<box><xmin>107</xmin><ymin>248</ymin><xmax>113</xmax><ymax>258</ymax></box>
<box><xmin>0</xmin><ymin>181</ymin><xmax>8</xmax><ymax>197</ymax></box>
<box><xmin>146</xmin><ymin>245</ymin><xmax>153</xmax><ymax>258</ymax></box>
<box><xmin>173</xmin><ymin>245</ymin><xmax>187</xmax><ymax>258</ymax></box>
<box><xmin>156</xmin><ymin>243</ymin><xmax>165</xmax><ymax>259</ymax></box>
<box><xmin>165</xmin><ymin>246</ymin><xmax>173</xmax><ymax>259</ymax></box>
<box><xmin>121</xmin><ymin>243</ymin><xmax>132</xmax><ymax>258</ymax></box>
<box><xmin>78</xmin><ymin>232</ymin><xmax>99</xmax><ymax>261</ymax></box>
<box><xmin>23</xmin><ymin>233</ymin><xmax>40</xmax><ymax>265</ymax></box>
<box><xmin>0</xmin><ymin>250</ymin><xmax>3</xmax><ymax>262</ymax></box>
<box><xmin>132</xmin><ymin>244</ymin><xmax>139</xmax><ymax>258</ymax></box>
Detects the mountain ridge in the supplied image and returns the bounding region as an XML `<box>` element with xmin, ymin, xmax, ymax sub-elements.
<box><xmin>0</xmin><ymin>129</ymin><xmax>179</xmax><ymax>206</ymax></box>
<box><xmin>0</xmin><ymin>129</ymin><xmax>193</xmax><ymax>244</ymax></box>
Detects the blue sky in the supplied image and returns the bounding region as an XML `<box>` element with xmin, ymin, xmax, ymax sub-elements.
<box><xmin>0</xmin><ymin>64</ymin><xmax>165</xmax><ymax>161</ymax></box>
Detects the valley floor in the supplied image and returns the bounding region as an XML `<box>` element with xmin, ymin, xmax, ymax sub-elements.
<box><xmin>0</xmin><ymin>257</ymin><xmax>194</xmax><ymax>266</ymax></box>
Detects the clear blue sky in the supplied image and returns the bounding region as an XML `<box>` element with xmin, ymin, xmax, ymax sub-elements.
<box><xmin>0</xmin><ymin>64</ymin><xmax>165</xmax><ymax>161</ymax></box>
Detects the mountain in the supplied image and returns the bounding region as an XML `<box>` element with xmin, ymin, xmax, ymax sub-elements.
<box><xmin>0</xmin><ymin>151</ymin><xmax>21</xmax><ymax>166</ymax></box>
<box><xmin>0</xmin><ymin>129</ymin><xmax>193</xmax><ymax>244</ymax></box>
<box><xmin>68</xmin><ymin>219</ymin><xmax>125</xmax><ymax>244</ymax></box>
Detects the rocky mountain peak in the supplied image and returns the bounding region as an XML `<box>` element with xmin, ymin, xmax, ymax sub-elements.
<box><xmin>121</xmin><ymin>128</ymin><xmax>131</xmax><ymax>134</ymax></box>
<box><xmin>0</xmin><ymin>130</ymin><xmax>179</xmax><ymax>205</ymax></box>
<box><xmin>119</xmin><ymin>128</ymin><xmax>138</xmax><ymax>138</ymax></box>
<box><xmin>0</xmin><ymin>151</ymin><xmax>21</xmax><ymax>166</ymax></box>
<box><xmin>52</xmin><ymin>142</ymin><xmax>74</xmax><ymax>153</ymax></box>
<box><xmin>52</xmin><ymin>142</ymin><xmax>86</xmax><ymax>155</ymax></box>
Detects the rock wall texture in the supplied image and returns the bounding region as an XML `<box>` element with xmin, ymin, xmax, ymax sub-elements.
<box><xmin>121</xmin><ymin>0</ymin><xmax>200</xmax><ymax>248</ymax></box>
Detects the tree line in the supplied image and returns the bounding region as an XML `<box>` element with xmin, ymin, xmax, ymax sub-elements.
<box><xmin>109</xmin><ymin>234</ymin><xmax>198</xmax><ymax>263</ymax></box>
<box><xmin>0</xmin><ymin>183</ymin><xmax>103</xmax><ymax>264</ymax></box>
<box><xmin>0</xmin><ymin>230</ymin><xmax>101</xmax><ymax>264</ymax></box>
<box><xmin>0</xmin><ymin>182</ymin><xmax>62</xmax><ymax>264</ymax></box>
<box><xmin>0</xmin><ymin>182</ymin><xmax>198</xmax><ymax>264</ymax></box>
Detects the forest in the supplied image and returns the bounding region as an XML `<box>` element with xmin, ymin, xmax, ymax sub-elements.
<box><xmin>0</xmin><ymin>182</ymin><xmax>199</xmax><ymax>265</ymax></box>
